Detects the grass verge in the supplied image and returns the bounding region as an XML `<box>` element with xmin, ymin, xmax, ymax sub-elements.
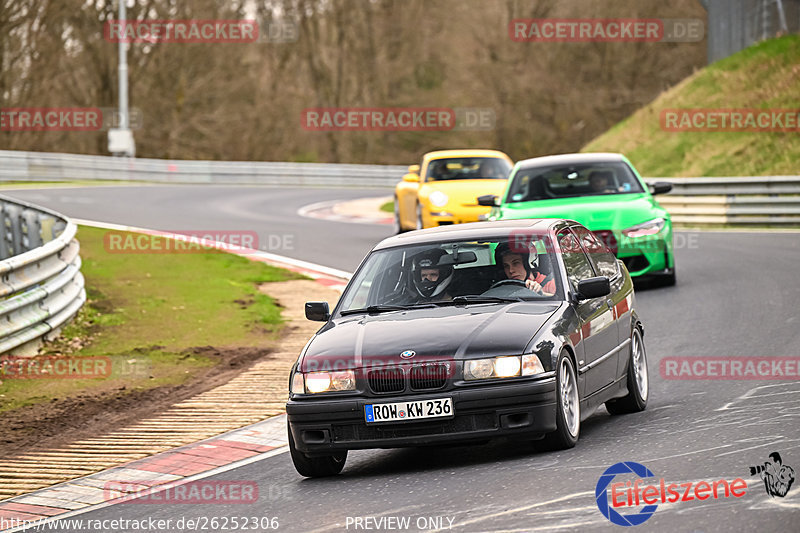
<box><xmin>380</xmin><ymin>200</ymin><xmax>394</xmax><ymax>213</ymax></box>
<box><xmin>582</xmin><ymin>35</ymin><xmax>800</xmax><ymax>177</ymax></box>
<box><xmin>0</xmin><ymin>225</ymin><xmax>305</xmax><ymax>414</ymax></box>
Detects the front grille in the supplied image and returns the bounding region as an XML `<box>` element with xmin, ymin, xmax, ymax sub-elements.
<box><xmin>592</xmin><ymin>230</ymin><xmax>618</xmax><ymax>255</ymax></box>
<box><xmin>368</xmin><ymin>368</ymin><xmax>405</xmax><ymax>394</ymax></box>
<box><xmin>410</xmin><ymin>363</ymin><xmax>448</xmax><ymax>390</ymax></box>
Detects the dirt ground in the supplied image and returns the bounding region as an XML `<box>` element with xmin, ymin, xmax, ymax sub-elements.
<box><xmin>0</xmin><ymin>346</ymin><xmax>274</xmax><ymax>457</ymax></box>
<box><xmin>0</xmin><ymin>278</ymin><xmax>341</xmax><ymax>462</ymax></box>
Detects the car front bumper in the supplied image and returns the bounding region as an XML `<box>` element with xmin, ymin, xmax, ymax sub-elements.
<box><xmin>424</xmin><ymin>205</ymin><xmax>492</xmax><ymax>227</ymax></box>
<box><xmin>287</xmin><ymin>377</ymin><xmax>557</xmax><ymax>454</ymax></box>
<box><xmin>616</xmin><ymin>226</ymin><xmax>674</xmax><ymax>277</ymax></box>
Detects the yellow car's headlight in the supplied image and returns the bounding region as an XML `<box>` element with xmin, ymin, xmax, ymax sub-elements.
<box><xmin>464</xmin><ymin>355</ymin><xmax>545</xmax><ymax>381</ymax></box>
<box><xmin>293</xmin><ymin>371</ymin><xmax>356</xmax><ymax>394</ymax></box>
<box><xmin>429</xmin><ymin>191</ymin><xmax>449</xmax><ymax>207</ymax></box>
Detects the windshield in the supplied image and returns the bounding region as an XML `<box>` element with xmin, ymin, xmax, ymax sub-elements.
<box><xmin>506</xmin><ymin>161</ymin><xmax>645</xmax><ymax>202</ymax></box>
<box><xmin>337</xmin><ymin>235</ymin><xmax>563</xmax><ymax>314</ymax></box>
<box><xmin>425</xmin><ymin>157</ymin><xmax>511</xmax><ymax>182</ymax></box>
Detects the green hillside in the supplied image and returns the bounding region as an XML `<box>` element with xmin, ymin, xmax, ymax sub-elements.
<box><xmin>582</xmin><ymin>35</ymin><xmax>800</xmax><ymax>177</ymax></box>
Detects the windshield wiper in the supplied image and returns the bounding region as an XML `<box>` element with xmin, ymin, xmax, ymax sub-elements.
<box><xmin>446</xmin><ymin>295</ymin><xmax>524</xmax><ymax>305</ymax></box>
<box><xmin>340</xmin><ymin>303</ymin><xmax>435</xmax><ymax>316</ymax></box>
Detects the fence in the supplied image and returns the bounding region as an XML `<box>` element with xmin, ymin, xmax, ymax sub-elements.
<box><xmin>703</xmin><ymin>0</ymin><xmax>800</xmax><ymax>63</ymax></box>
<box><xmin>0</xmin><ymin>195</ymin><xmax>86</xmax><ymax>355</ymax></box>
<box><xmin>1</xmin><ymin>150</ymin><xmax>798</xmax><ymax>227</ymax></box>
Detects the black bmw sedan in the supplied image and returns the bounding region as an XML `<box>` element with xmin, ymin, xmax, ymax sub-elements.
<box><xmin>286</xmin><ymin>219</ymin><xmax>649</xmax><ymax>477</ymax></box>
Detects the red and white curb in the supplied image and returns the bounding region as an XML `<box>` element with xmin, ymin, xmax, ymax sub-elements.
<box><xmin>297</xmin><ymin>198</ymin><xmax>393</xmax><ymax>225</ymax></box>
<box><xmin>0</xmin><ymin>416</ymin><xmax>289</xmax><ymax>531</ymax></box>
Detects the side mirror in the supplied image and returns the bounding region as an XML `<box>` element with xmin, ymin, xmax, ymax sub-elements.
<box><xmin>477</xmin><ymin>194</ymin><xmax>499</xmax><ymax>207</ymax></box>
<box><xmin>305</xmin><ymin>301</ymin><xmax>330</xmax><ymax>322</ymax></box>
<box><xmin>403</xmin><ymin>172</ymin><xmax>420</xmax><ymax>183</ymax></box>
<box><xmin>576</xmin><ymin>277</ymin><xmax>611</xmax><ymax>300</ymax></box>
<box><xmin>649</xmin><ymin>181</ymin><xmax>673</xmax><ymax>195</ymax></box>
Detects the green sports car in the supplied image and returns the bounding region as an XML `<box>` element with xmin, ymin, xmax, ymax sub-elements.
<box><xmin>479</xmin><ymin>153</ymin><xmax>675</xmax><ymax>284</ymax></box>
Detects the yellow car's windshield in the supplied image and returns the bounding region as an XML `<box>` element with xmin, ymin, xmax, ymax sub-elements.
<box><xmin>426</xmin><ymin>157</ymin><xmax>511</xmax><ymax>182</ymax></box>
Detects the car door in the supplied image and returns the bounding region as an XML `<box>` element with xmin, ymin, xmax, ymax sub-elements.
<box><xmin>557</xmin><ymin>227</ymin><xmax>619</xmax><ymax>395</ymax></box>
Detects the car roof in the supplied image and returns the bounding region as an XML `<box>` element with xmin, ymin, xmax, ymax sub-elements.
<box><xmin>424</xmin><ymin>149</ymin><xmax>511</xmax><ymax>161</ymax></box>
<box><xmin>373</xmin><ymin>219</ymin><xmax>570</xmax><ymax>250</ymax></box>
<box><xmin>515</xmin><ymin>152</ymin><xmax>627</xmax><ymax>169</ymax></box>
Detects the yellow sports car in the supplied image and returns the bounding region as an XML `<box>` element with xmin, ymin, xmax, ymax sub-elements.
<box><xmin>393</xmin><ymin>149</ymin><xmax>513</xmax><ymax>232</ymax></box>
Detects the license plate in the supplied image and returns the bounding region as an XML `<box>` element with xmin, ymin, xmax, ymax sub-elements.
<box><xmin>365</xmin><ymin>398</ymin><xmax>453</xmax><ymax>424</ymax></box>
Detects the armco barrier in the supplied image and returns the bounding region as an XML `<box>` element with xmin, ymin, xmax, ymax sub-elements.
<box><xmin>651</xmin><ymin>176</ymin><xmax>800</xmax><ymax>226</ymax></box>
<box><xmin>0</xmin><ymin>195</ymin><xmax>86</xmax><ymax>355</ymax></box>
<box><xmin>0</xmin><ymin>150</ymin><xmax>407</xmax><ymax>187</ymax></box>
<box><xmin>1</xmin><ymin>150</ymin><xmax>798</xmax><ymax>227</ymax></box>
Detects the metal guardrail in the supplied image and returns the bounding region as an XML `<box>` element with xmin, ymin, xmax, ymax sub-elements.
<box><xmin>0</xmin><ymin>195</ymin><xmax>86</xmax><ymax>355</ymax></box>
<box><xmin>0</xmin><ymin>150</ymin><xmax>407</xmax><ymax>188</ymax></box>
<box><xmin>651</xmin><ymin>176</ymin><xmax>800</xmax><ymax>226</ymax></box>
<box><xmin>1</xmin><ymin>150</ymin><xmax>798</xmax><ymax>227</ymax></box>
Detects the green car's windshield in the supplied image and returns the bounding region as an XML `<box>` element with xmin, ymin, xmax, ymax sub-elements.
<box><xmin>426</xmin><ymin>157</ymin><xmax>511</xmax><ymax>182</ymax></box>
<box><xmin>506</xmin><ymin>162</ymin><xmax>644</xmax><ymax>203</ymax></box>
<box><xmin>337</xmin><ymin>236</ymin><xmax>563</xmax><ymax>314</ymax></box>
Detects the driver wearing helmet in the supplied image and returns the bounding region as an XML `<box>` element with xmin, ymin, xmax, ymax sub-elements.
<box><xmin>410</xmin><ymin>248</ymin><xmax>454</xmax><ymax>301</ymax></box>
<box><xmin>494</xmin><ymin>242</ymin><xmax>555</xmax><ymax>296</ymax></box>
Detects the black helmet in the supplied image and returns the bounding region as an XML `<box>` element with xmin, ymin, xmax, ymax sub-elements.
<box><xmin>411</xmin><ymin>249</ymin><xmax>453</xmax><ymax>299</ymax></box>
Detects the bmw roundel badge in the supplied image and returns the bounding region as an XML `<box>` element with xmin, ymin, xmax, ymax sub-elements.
<box><xmin>400</xmin><ymin>350</ymin><xmax>416</xmax><ymax>359</ymax></box>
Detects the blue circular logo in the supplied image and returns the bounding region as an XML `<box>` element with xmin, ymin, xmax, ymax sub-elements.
<box><xmin>596</xmin><ymin>462</ymin><xmax>658</xmax><ymax>526</ymax></box>
<box><xmin>400</xmin><ymin>350</ymin><xmax>416</xmax><ymax>359</ymax></box>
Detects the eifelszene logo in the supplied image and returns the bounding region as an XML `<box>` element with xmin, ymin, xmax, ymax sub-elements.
<box><xmin>595</xmin><ymin>461</ymin><xmax>748</xmax><ymax>526</ymax></box>
<box><xmin>749</xmin><ymin>452</ymin><xmax>795</xmax><ymax>497</ymax></box>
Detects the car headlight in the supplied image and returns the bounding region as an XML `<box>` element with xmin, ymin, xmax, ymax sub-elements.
<box><xmin>429</xmin><ymin>191</ymin><xmax>449</xmax><ymax>207</ymax></box>
<box><xmin>464</xmin><ymin>355</ymin><xmax>546</xmax><ymax>380</ymax></box>
<box><xmin>293</xmin><ymin>371</ymin><xmax>356</xmax><ymax>394</ymax></box>
<box><xmin>622</xmin><ymin>217</ymin><xmax>665</xmax><ymax>238</ymax></box>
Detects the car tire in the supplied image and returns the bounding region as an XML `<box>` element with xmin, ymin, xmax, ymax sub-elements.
<box><xmin>393</xmin><ymin>198</ymin><xmax>405</xmax><ymax>234</ymax></box>
<box><xmin>540</xmin><ymin>352</ymin><xmax>580</xmax><ymax>450</ymax></box>
<box><xmin>415</xmin><ymin>203</ymin><xmax>424</xmax><ymax>230</ymax></box>
<box><xmin>288</xmin><ymin>426</ymin><xmax>347</xmax><ymax>477</ymax></box>
<box><xmin>605</xmin><ymin>326</ymin><xmax>648</xmax><ymax>415</ymax></box>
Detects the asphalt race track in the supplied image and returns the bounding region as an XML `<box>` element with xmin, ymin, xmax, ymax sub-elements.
<box><xmin>5</xmin><ymin>185</ymin><xmax>800</xmax><ymax>532</ymax></box>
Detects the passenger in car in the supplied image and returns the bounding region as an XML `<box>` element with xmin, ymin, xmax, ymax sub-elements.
<box><xmin>494</xmin><ymin>242</ymin><xmax>556</xmax><ymax>296</ymax></box>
